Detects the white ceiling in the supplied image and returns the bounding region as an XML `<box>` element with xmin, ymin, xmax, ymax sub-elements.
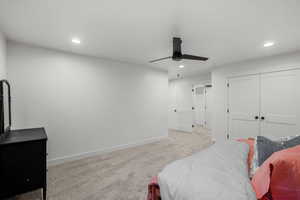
<box><xmin>1</xmin><ymin>0</ymin><xmax>300</xmax><ymax>79</ymax></box>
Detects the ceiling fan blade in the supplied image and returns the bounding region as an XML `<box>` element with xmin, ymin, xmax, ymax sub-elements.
<box><xmin>182</xmin><ymin>54</ymin><xmax>209</xmax><ymax>61</ymax></box>
<box><xmin>149</xmin><ymin>56</ymin><xmax>172</xmax><ymax>63</ymax></box>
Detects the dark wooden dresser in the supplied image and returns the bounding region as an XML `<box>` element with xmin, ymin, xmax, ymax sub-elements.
<box><xmin>0</xmin><ymin>128</ymin><xmax>47</xmax><ymax>199</ymax></box>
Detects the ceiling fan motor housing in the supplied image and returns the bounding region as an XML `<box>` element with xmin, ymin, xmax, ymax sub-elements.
<box><xmin>172</xmin><ymin>51</ymin><xmax>182</xmax><ymax>61</ymax></box>
<box><xmin>172</xmin><ymin>37</ymin><xmax>183</xmax><ymax>61</ymax></box>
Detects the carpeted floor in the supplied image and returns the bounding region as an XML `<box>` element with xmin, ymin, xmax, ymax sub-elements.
<box><xmin>11</xmin><ymin>127</ymin><xmax>213</xmax><ymax>200</ymax></box>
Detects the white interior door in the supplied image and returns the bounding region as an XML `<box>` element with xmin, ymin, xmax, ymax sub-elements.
<box><xmin>193</xmin><ymin>86</ymin><xmax>205</xmax><ymax>126</ymax></box>
<box><xmin>228</xmin><ymin>75</ymin><xmax>260</xmax><ymax>139</ymax></box>
<box><xmin>204</xmin><ymin>87</ymin><xmax>212</xmax><ymax>129</ymax></box>
<box><xmin>176</xmin><ymin>82</ymin><xmax>193</xmax><ymax>132</ymax></box>
<box><xmin>260</xmin><ymin>70</ymin><xmax>300</xmax><ymax>139</ymax></box>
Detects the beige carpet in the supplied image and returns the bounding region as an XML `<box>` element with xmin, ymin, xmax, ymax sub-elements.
<box><xmin>12</xmin><ymin>127</ymin><xmax>212</xmax><ymax>200</ymax></box>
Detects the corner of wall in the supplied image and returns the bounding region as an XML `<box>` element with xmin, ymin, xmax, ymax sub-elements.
<box><xmin>0</xmin><ymin>31</ymin><xmax>7</xmax><ymax>79</ymax></box>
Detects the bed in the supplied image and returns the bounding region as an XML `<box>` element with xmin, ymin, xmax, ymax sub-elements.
<box><xmin>155</xmin><ymin>141</ymin><xmax>256</xmax><ymax>200</ymax></box>
<box><xmin>148</xmin><ymin>136</ymin><xmax>300</xmax><ymax>200</ymax></box>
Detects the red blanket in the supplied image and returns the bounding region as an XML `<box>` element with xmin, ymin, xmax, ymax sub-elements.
<box><xmin>252</xmin><ymin>145</ymin><xmax>300</xmax><ymax>200</ymax></box>
<box><xmin>147</xmin><ymin>176</ymin><xmax>161</xmax><ymax>200</ymax></box>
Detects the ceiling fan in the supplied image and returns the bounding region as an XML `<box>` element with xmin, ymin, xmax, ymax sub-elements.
<box><xmin>149</xmin><ymin>37</ymin><xmax>209</xmax><ymax>63</ymax></box>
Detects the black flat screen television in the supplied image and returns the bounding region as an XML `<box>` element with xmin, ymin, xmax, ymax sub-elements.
<box><xmin>0</xmin><ymin>79</ymin><xmax>11</xmax><ymax>139</ymax></box>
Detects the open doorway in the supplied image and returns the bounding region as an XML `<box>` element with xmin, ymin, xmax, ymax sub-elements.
<box><xmin>168</xmin><ymin>76</ymin><xmax>212</xmax><ymax>135</ymax></box>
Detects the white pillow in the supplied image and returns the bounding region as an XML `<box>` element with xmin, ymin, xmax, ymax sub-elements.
<box><xmin>158</xmin><ymin>141</ymin><xmax>256</xmax><ymax>200</ymax></box>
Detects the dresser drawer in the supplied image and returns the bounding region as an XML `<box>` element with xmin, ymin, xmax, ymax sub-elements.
<box><xmin>0</xmin><ymin>139</ymin><xmax>47</xmax><ymax>198</ymax></box>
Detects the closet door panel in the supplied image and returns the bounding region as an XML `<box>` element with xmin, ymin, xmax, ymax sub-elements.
<box><xmin>228</xmin><ymin>75</ymin><xmax>260</xmax><ymax>139</ymax></box>
<box><xmin>260</xmin><ymin>70</ymin><xmax>299</xmax><ymax>139</ymax></box>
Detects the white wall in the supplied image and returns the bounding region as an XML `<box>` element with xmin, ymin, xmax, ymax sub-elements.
<box><xmin>0</xmin><ymin>31</ymin><xmax>6</xmax><ymax>79</ymax></box>
<box><xmin>212</xmin><ymin>51</ymin><xmax>300</xmax><ymax>141</ymax></box>
<box><xmin>168</xmin><ymin>73</ymin><xmax>211</xmax><ymax>130</ymax></box>
<box><xmin>7</xmin><ymin>41</ymin><xmax>168</xmax><ymax>164</ymax></box>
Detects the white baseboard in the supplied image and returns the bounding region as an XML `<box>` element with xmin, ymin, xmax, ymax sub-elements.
<box><xmin>47</xmin><ymin>135</ymin><xmax>168</xmax><ymax>166</ymax></box>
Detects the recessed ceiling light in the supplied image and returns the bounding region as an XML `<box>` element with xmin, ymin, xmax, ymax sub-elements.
<box><xmin>263</xmin><ymin>41</ymin><xmax>274</xmax><ymax>47</ymax></box>
<box><xmin>179</xmin><ymin>65</ymin><xmax>184</xmax><ymax>68</ymax></box>
<box><xmin>72</xmin><ymin>38</ymin><xmax>81</xmax><ymax>44</ymax></box>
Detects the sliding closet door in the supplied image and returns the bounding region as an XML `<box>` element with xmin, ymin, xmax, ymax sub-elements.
<box><xmin>228</xmin><ymin>75</ymin><xmax>260</xmax><ymax>139</ymax></box>
<box><xmin>260</xmin><ymin>70</ymin><xmax>299</xmax><ymax>139</ymax></box>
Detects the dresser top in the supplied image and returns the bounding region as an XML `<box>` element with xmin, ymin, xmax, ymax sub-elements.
<box><xmin>0</xmin><ymin>127</ymin><xmax>47</xmax><ymax>146</ymax></box>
